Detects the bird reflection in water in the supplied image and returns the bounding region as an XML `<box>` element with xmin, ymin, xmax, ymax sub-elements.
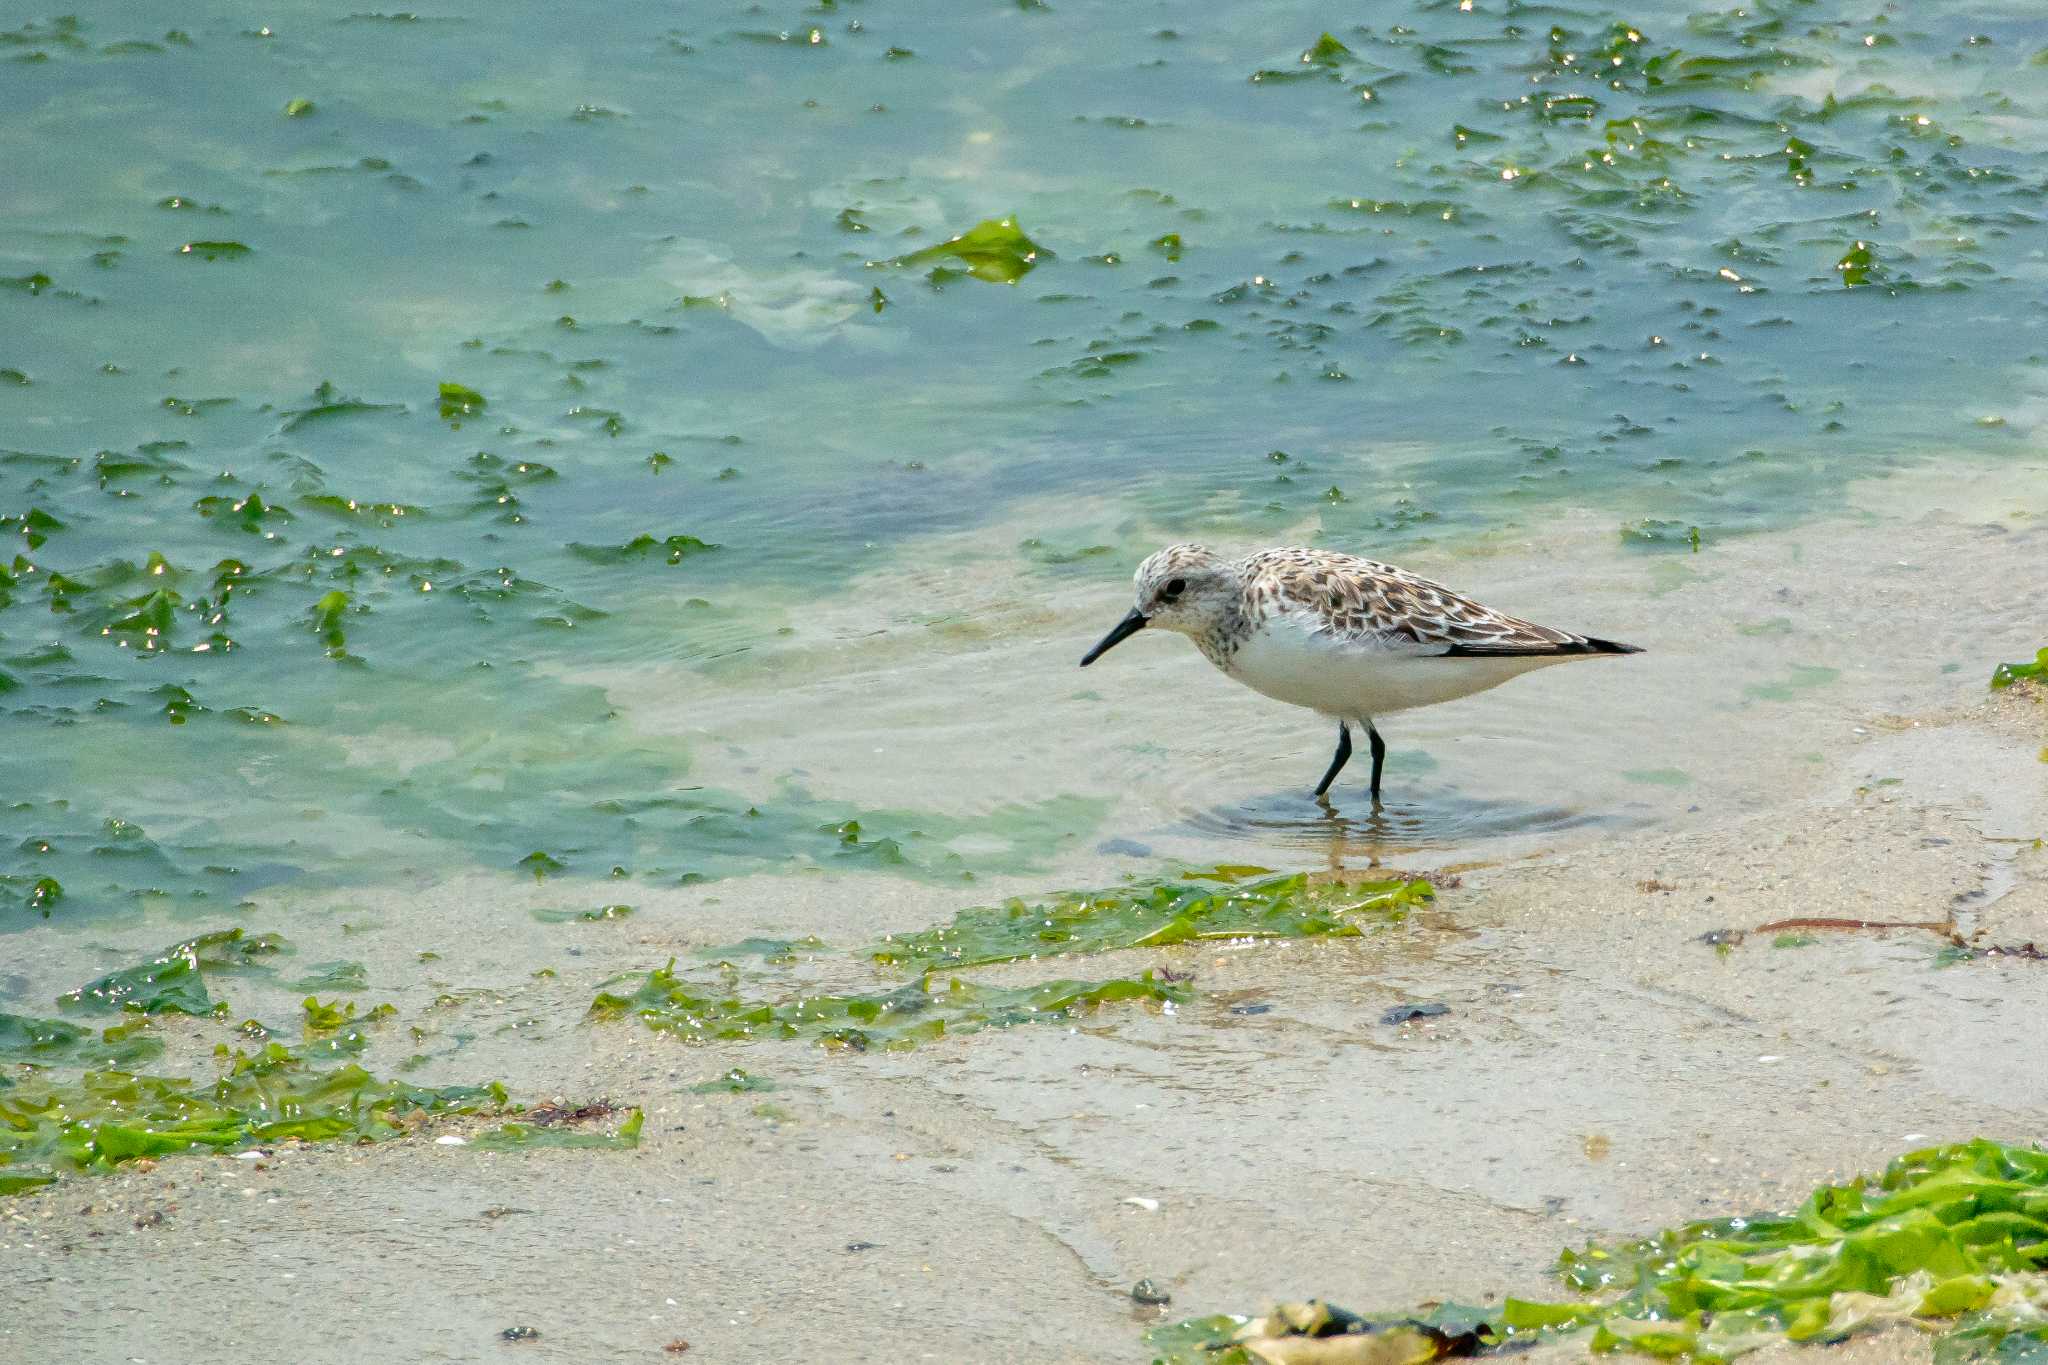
<box><xmin>1180</xmin><ymin>786</ymin><xmax>1613</xmax><ymax>872</ymax></box>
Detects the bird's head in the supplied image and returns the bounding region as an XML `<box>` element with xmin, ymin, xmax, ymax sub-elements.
<box><xmin>1079</xmin><ymin>543</ymin><xmax>1236</xmax><ymax>666</ymax></box>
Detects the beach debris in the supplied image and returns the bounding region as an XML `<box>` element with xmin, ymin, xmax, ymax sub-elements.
<box><xmin>435</xmin><ymin>1135</ymin><xmax>467</xmax><ymax>1146</ymax></box>
<box><xmin>845</xmin><ymin>1241</ymin><xmax>880</xmax><ymax>1253</ymax></box>
<box><xmin>1938</xmin><ymin>941</ymin><xmax>2048</xmax><ymax>965</ymax></box>
<box><xmin>521</xmin><ymin>1100</ymin><xmax>621</xmax><ymax>1127</ymax></box>
<box><xmin>1226</xmin><ymin>1302</ymin><xmax>1478</xmax><ymax>1365</ymax></box>
<box><xmin>1132</xmin><ymin>1279</ymin><xmax>1173</xmax><ymax>1306</ymax></box>
<box><xmin>1696</xmin><ymin>928</ymin><xmax>1745</xmax><ymax>948</ymax></box>
<box><xmin>1754</xmin><ymin>916</ymin><xmax>1950</xmax><ymax>936</ymax></box>
<box><xmin>663</xmin><ymin>1341</ymin><xmax>691</xmax><ymax>1355</ymax></box>
<box><xmin>1380</xmin><ymin>1002</ymin><xmax>1448</xmax><ymax>1025</ymax></box>
<box><xmin>1229</xmin><ymin>1003</ymin><xmax>1273</xmax><ymax>1016</ymax></box>
<box><xmin>1123</xmin><ymin>1196</ymin><xmax>1161</xmax><ymax>1212</ymax></box>
<box><xmin>499</xmin><ymin>1326</ymin><xmax>540</xmax><ymax>1342</ymax></box>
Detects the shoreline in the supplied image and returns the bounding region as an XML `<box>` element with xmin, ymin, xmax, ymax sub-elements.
<box><xmin>4</xmin><ymin>467</ymin><xmax>2046</xmax><ymax>1363</ymax></box>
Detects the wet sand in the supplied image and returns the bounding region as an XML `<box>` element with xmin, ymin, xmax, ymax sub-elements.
<box><xmin>4</xmin><ymin>460</ymin><xmax>2046</xmax><ymax>1363</ymax></box>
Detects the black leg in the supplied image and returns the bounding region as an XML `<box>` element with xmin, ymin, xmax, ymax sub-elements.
<box><xmin>1367</xmin><ymin>724</ymin><xmax>1387</xmax><ymax>801</ymax></box>
<box><xmin>1313</xmin><ymin>723</ymin><xmax>1352</xmax><ymax>797</ymax></box>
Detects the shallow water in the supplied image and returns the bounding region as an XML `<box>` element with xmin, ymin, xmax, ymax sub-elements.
<box><xmin>1179</xmin><ymin>783</ymin><xmax>1621</xmax><ymax>863</ymax></box>
<box><xmin>3</xmin><ymin>0</ymin><xmax>2046</xmax><ymax>1173</ymax></box>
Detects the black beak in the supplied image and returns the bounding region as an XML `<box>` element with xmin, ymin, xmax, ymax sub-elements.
<box><xmin>1079</xmin><ymin>608</ymin><xmax>1148</xmax><ymax>667</ymax></box>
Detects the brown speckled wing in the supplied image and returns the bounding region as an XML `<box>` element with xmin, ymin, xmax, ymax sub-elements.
<box><xmin>1239</xmin><ymin>549</ymin><xmax>1633</xmax><ymax>656</ymax></box>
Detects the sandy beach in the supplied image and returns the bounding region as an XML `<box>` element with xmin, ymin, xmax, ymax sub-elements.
<box><xmin>4</xmin><ymin>459</ymin><xmax>2044</xmax><ymax>1363</ymax></box>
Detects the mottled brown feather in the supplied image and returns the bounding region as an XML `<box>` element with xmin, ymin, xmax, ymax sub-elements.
<box><xmin>1237</xmin><ymin>548</ymin><xmax>1589</xmax><ymax>653</ymax></box>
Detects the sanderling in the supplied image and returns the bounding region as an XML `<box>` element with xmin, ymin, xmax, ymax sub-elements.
<box><xmin>1079</xmin><ymin>543</ymin><xmax>1641</xmax><ymax>802</ymax></box>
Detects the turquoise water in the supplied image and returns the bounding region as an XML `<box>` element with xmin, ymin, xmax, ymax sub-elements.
<box><xmin>3</xmin><ymin>0</ymin><xmax>2043</xmax><ymax>931</ymax></box>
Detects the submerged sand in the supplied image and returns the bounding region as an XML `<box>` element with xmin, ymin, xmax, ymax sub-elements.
<box><xmin>3</xmin><ymin>460</ymin><xmax>2046</xmax><ymax>1363</ymax></box>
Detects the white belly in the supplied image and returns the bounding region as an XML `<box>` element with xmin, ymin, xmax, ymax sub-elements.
<box><xmin>1220</xmin><ymin>614</ymin><xmax>1567</xmax><ymax>720</ymax></box>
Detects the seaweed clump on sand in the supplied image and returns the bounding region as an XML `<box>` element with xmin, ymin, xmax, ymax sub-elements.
<box><xmin>589</xmin><ymin>868</ymin><xmax>1427</xmax><ymax>1051</ymax></box>
<box><xmin>0</xmin><ymin>1031</ymin><xmax>508</xmax><ymax>1195</ymax></box>
<box><xmin>1148</xmin><ymin>1139</ymin><xmax>2048</xmax><ymax>1363</ymax></box>
<box><xmin>589</xmin><ymin>963</ymin><xmax>1186</xmax><ymax>1052</ymax></box>
<box><xmin>1990</xmin><ymin>647</ymin><xmax>2047</xmax><ymax>692</ymax></box>
<box><xmin>870</xmin><ymin>868</ymin><xmax>1431</xmax><ymax>970</ymax></box>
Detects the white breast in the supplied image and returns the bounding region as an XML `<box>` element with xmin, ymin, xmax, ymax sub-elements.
<box><xmin>1219</xmin><ymin>609</ymin><xmax>1569</xmax><ymax>720</ymax></box>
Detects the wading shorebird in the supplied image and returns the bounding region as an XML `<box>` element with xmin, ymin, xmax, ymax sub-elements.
<box><xmin>1079</xmin><ymin>544</ymin><xmax>1642</xmax><ymax>803</ymax></box>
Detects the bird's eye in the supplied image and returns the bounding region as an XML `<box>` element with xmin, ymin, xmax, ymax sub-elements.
<box><xmin>1164</xmin><ymin>577</ymin><xmax>1186</xmax><ymax>598</ymax></box>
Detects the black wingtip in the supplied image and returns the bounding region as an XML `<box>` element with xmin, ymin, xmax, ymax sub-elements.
<box><xmin>1442</xmin><ymin>635</ymin><xmax>1643</xmax><ymax>658</ymax></box>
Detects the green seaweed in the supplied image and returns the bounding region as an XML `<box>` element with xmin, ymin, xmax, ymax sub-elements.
<box><xmin>590</xmin><ymin>962</ymin><xmax>1186</xmax><ymax>1051</ymax></box>
<box><xmin>1744</xmin><ymin>665</ymin><xmax>1840</xmax><ymax>702</ymax></box>
<box><xmin>518</xmin><ymin>850</ymin><xmax>564</xmax><ymax>880</ymax></box>
<box><xmin>299</xmin><ymin>996</ymin><xmax>392</xmax><ymax>1032</ymax></box>
<box><xmin>870</xmin><ymin>869</ymin><xmax>1429</xmax><ymax>970</ymax></box>
<box><xmin>287</xmin><ymin>961</ymin><xmax>368</xmax><ymax>992</ymax></box>
<box><xmin>471</xmin><ymin>1107</ymin><xmax>642</xmax><ymax>1151</ymax></box>
<box><xmin>193</xmin><ymin>490</ymin><xmax>292</xmax><ymax>534</ymax></box>
<box><xmin>0</xmin><ymin>1012</ymin><xmax>163</xmax><ymax>1070</ymax></box>
<box><xmin>1838</xmin><ymin>241</ymin><xmax>1879</xmax><ymax>287</ymax></box>
<box><xmin>3</xmin><ymin>875</ymin><xmax>65</xmax><ymax>919</ymax></box>
<box><xmin>57</xmin><ymin>929</ymin><xmax>288</xmax><ymax>1015</ymax></box>
<box><xmin>1991</xmin><ymin>648</ymin><xmax>2047</xmax><ymax>691</ymax></box>
<box><xmin>175</xmin><ymin>241</ymin><xmax>250</xmax><ymax>260</ymax></box>
<box><xmin>1619</xmin><ymin>519</ymin><xmax>1704</xmax><ymax>552</ymax></box>
<box><xmin>279</xmin><ymin>381</ymin><xmax>404</xmax><ymax>431</ymax></box>
<box><xmin>894</xmin><ymin>217</ymin><xmax>1047</xmax><ymax>284</ymax></box>
<box><xmin>438</xmin><ymin>381</ymin><xmax>486</xmax><ymax>421</ymax></box>
<box><xmin>567</xmin><ymin>533</ymin><xmax>719</xmax><ymax>565</ymax></box>
<box><xmin>1301</xmin><ymin>32</ymin><xmax>1353</xmax><ymax>66</ymax></box>
<box><xmin>530</xmin><ymin>903</ymin><xmax>635</xmax><ymax>923</ymax></box>
<box><xmin>1149</xmin><ymin>1139</ymin><xmax>2048</xmax><ymax>1364</ymax></box>
<box><xmin>309</xmin><ymin>589</ymin><xmax>353</xmax><ymax>658</ymax></box>
<box><xmin>697</xmin><ymin>936</ymin><xmax>825</xmax><ymax>964</ymax></box>
<box><xmin>3</xmin><ymin>506</ymin><xmax>63</xmax><ymax>549</ymax></box>
<box><xmin>689</xmin><ymin>1067</ymin><xmax>774</xmax><ymax>1094</ymax></box>
<box><xmin>0</xmin><ymin>1043</ymin><xmax>508</xmax><ymax>1195</ymax></box>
